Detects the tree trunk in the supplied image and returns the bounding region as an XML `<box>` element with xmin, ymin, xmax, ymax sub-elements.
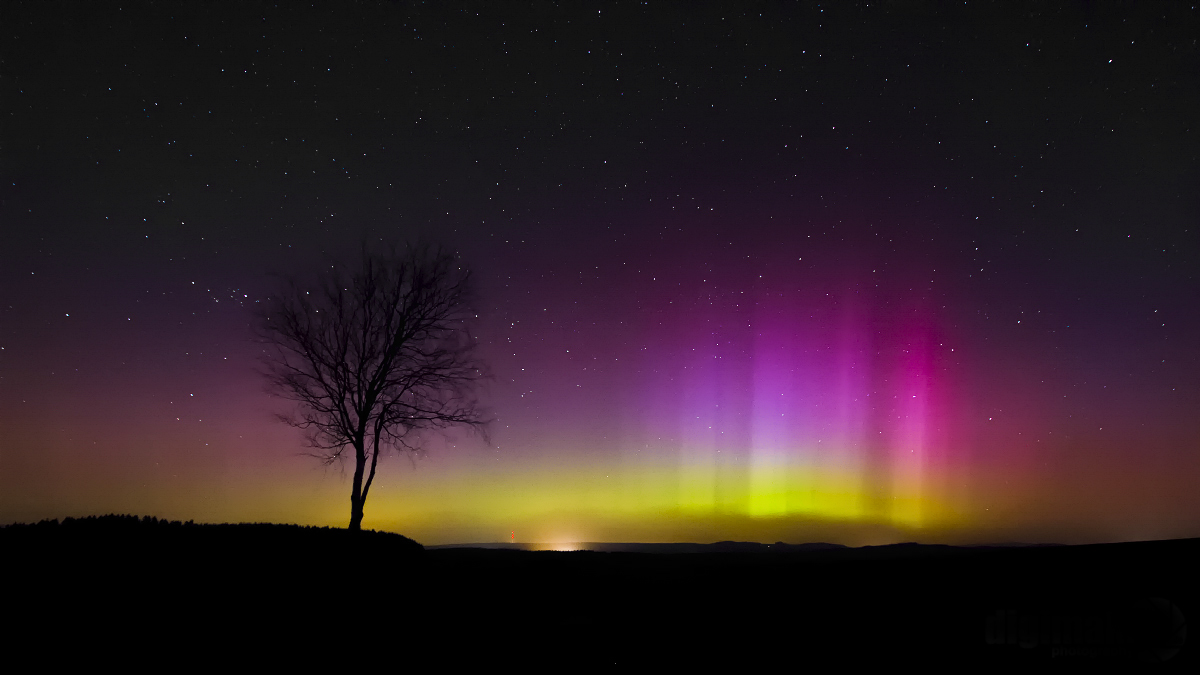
<box><xmin>349</xmin><ymin>495</ymin><xmax>364</xmax><ymax>531</ymax></box>
<box><xmin>349</xmin><ymin>439</ymin><xmax>367</xmax><ymax>531</ymax></box>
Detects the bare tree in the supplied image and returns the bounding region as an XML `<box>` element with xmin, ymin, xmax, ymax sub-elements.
<box><xmin>257</xmin><ymin>241</ymin><xmax>489</xmax><ymax>531</ymax></box>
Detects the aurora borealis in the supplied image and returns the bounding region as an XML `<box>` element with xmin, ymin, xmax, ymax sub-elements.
<box><xmin>2</xmin><ymin>2</ymin><xmax>1197</xmax><ymax>546</ymax></box>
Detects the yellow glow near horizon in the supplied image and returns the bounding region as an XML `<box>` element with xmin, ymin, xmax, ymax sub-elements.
<box><xmin>529</xmin><ymin>542</ymin><xmax>588</xmax><ymax>551</ymax></box>
<box><xmin>1</xmin><ymin>436</ymin><xmax>977</xmax><ymax>546</ymax></box>
<box><xmin>350</xmin><ymin>446</ymin><xmax>966</xmax><ymax>544</ymax></box>
<box><xmin>8</xmin><ymin>429</ymin><xmax>1196</xmax><ymax>548</ymax></box>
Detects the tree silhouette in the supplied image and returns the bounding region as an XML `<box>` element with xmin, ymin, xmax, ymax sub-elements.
<box><xmin>257</xmin><ymin>241</ymin><xmax>489</xmax><ymax>530</ymax></box>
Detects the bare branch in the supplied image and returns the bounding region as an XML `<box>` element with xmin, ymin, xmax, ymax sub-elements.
<box><xmin>255</xmin><ymin>239</ymin><xmax>490</xmax><ymax>530</ymax></box>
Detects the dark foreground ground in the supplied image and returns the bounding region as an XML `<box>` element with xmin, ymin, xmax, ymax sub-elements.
<box><xmin>3</xmin><ymin>516</ymin><xmax>1196</xmax><ymax>670</ymax></box>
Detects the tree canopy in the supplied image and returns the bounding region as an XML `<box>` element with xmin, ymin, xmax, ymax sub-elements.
<box><xmin>257</xmin><ymin>241</ymin><xmax>488</xmax><ymax>530</ymax></box>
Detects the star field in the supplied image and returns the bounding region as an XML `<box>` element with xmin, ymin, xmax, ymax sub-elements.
<box><xmin>1</xmin><ymin>1</ymin><xmax>1197</xmax><ymax>545</ymax></box>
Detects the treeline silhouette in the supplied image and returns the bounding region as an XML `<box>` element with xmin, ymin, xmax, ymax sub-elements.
<box><xmin>2</xmin><ymin>513</ymin><xmax>423</xmax><ymax>553</ymax></box>
<box><xmin>4</xmin><ymin>514</ymin><xmax>423</xmax><ymax>590</ymax></box>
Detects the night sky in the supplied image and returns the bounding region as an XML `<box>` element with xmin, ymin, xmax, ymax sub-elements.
<box><xmin>2</xmin><ymin>1</ymin><xmax>1197</xmax><ymax>546</ymax></box>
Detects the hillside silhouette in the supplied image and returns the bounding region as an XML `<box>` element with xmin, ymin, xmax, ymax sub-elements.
<box><xmin>4</xmin><ymin>516</ymin><xmax>1196</xmax><ymax>669</ymax></box>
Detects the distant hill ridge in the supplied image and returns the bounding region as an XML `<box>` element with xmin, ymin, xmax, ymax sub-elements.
<box><xmin>579</xmin><ymin>541</ymin><xmax>850</xmax><ymax>553</ymax></box>
<box><xmin>424</xmin><ymin>541</ymin><xmax>1064</xmax><ymax>553</ymax></box>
